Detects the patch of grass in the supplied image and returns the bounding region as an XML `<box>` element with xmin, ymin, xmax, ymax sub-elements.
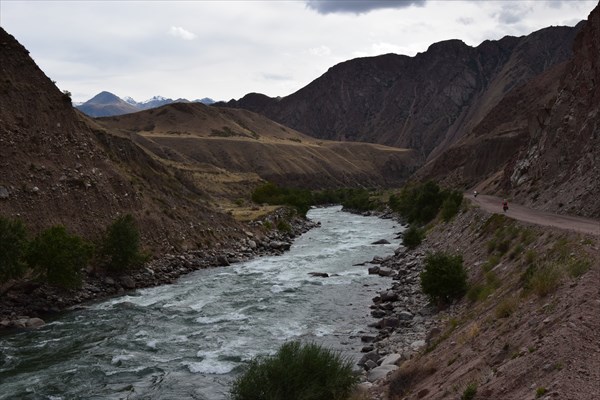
<box><xmin>509</xmin><ymin>243</ymin><xmax>525</xmax><ymax>260</ymax></box>
<box><xmin>495</xmin><ymin>297</ymin><xmax>518</xmax><ymax>319</ymax></box>
<box><xmin>388</xmin><ymin>365</ymin><xmax>436</xmax><ymax>398</ymax></box>
<box><xmin>230</xmin><ymin>341</ymin><xmax>358</xmax><ymax>400</ymax></box>
<box><xmin>567</xmin><ymin>259</ymin><xmax>591</xmax><ymax>278</ymax></box>
<box><xmin>0</xmin><ymin>216</ymin><xmax>28</xmax><ymax>282</ymax></box>
<box><xmin>535</xmin><ymin>387</ymin><xmax>547</xmax><ymax>398</ymax></box>
<box><xmin>461</xmin><ymin>383</ymin><xmax>477</xmax><ymax>400</ymax></box>
<box><xmin>529</xmin><ymin>263</ymin><xmax>563</xmax><ymax>297</ymax></box>
<box><xmin>482</xmin><ymin>254</ymin><xmax>500</xmax><ymax>272</ymax></box>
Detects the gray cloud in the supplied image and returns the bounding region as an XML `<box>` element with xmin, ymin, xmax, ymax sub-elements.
<box><xmin>305</xmin><ymin>0</ymin><xmax>426</xmax><ymax>15</ymax></box>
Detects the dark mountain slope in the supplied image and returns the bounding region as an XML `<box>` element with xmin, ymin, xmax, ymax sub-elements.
<box><xmin>0</xmin><ymin>27</ymin><xmax>243</xmax><ymax>251</ymax></box>
<box><xmin>224</xmin><ymin>24</ymin><xmax>583</xmax><ymax>160</ymax></box>
<box><xmin>419</xmin><ymin>5</ymin><xmax>600</xmax><ymax>218</ymax></box>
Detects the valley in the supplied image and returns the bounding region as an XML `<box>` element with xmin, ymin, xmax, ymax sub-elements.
<box><xmin>1</xmin><ymin>2</ymin><xmax>599</xmax><ymax>400</ymax></box>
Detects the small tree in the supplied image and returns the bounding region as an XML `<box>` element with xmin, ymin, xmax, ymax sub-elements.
<box><xmin>402</xmin><ymin>225</ymin><xmax>424</xmax><ymax>249</ymax></box>
<box><xmin>420</xmin><ymin>252</ymin><xmax>468</xmax><ymax>304</ymax></box>
<box><xmin>230</xmin><ymin>341</ymin><xmax>358</xmax><ymax>400</ymax></box>
<box><xmin>0</xmin><ymin>216</ymin><xmax>28</xmax><ymax>282</ymax></box>
<box><xmin>100</xmin><ymin>214</ymin><xmax>146</xmax><ymax>273</ymax></box>
<box><xmin>27</xmin><ymin>226</ymin><xmax>92</xmax><ymax>289</ymax></box>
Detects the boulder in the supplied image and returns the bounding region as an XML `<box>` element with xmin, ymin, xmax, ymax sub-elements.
<box><xmin>377</xmin><ymin>267</ymin><xmax>394</xmax><ymax>277</ymax></box>
<box><xmin>398</xmin><ymin>311</ymin><xmax>414</xmax><ymax>320</ymax></box>
<box><xmin>308</xmin><ymin>272</ymin><xmax>329</xmax><ymax>278</ymax></box>
<box><xmin>216</xmin><ymin>255</ymin><xmax>230</xmax><ymax>266</ymax></box>
<box><xmin>367</xmin><ymin>364</ymin><xmax>399</xmax><ymax>382</ymax></box>
<box><xmin>120</xmin><ymin>276</ymin><xmax>136</xmax><ymax>289</ymax></box>
<box><xmin>25</xmin><ymin>317</ymin><xmax>45</xmax><ymax>328</ymax></box>
<box><xmin>371</xmin><ymin>239</ymin><xmax>391</xmax><ymax>245</ymax></box>
<box><xmin>0</xmin><ymin>186</ymin><xmax>9</xmax><ymax>199</ymax></box>
<box><xmin>358</xmin><ymin>350</ymin><xmax>380</xmax><ymax>366</ymax></box>
<box><xmin>379</xmin><ymin>353</ymin><xmax>403</xmax><ymax>366</ymax></box>
<box><xmin>380</xmin><ymin>290</ymin><xmax>398</xmax><ymax>302</ymax></box>
<box><xmin>368</xmin><ymin>266</ymin><xmax>380</xmax><ymax>275</ymax></box>
<box><xmin>364</xmin><ymin>359</ymin><xmax>378</xmax><ymax>370</ymax></box>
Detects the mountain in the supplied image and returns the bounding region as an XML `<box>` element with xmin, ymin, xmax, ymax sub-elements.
<box><xmin>95</xmin><ymin>102</ymin><xmax>421</xmax><ymax>189</ymax></box>
<box><xmin>77</xmin><ymin>93</ymin><xmax>215</xmax><ymax>117</ymax></box>
<box><xmin>0</xmin><ymin>28</ymin><xmax>243</xmax><ymax>251</ymax></box>
<box><xmin>223</xmin><ymin>24</ymin><xmax>583</xmax><ymax>160</ymax></box>
<box><xmin>417</xmin><ymin>7</ymin><xmax>599</xmax><ymax>218</ymax></box>
<box><xmin>76</xmin><ymin>91</ymin><xmax>140</xmax><ymax>117</ymax></box>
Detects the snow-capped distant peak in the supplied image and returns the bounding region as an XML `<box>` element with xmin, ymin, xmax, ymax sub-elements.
<box><xmin>123</xmin><ymin>96</ymin><xmax>138</xmax><ymax>105</ymax></box>
<box><xmin>142</xmin><ymin>95</ymin><xmax>168</xmax><ymax>104</ymax></box>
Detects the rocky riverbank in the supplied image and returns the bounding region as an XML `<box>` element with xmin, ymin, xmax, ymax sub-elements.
<box><xmin>355</xmin><ymin>244</ymin><xmax>442</xmax><ymax>388</ymax></box>
<box><xmin>0</xmin><ymin>208</ymin><xmax>318</xmax><ymax>331</ymax></box>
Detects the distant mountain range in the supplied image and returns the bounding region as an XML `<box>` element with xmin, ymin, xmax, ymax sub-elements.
<box><xmin>75</xmin><ymin>91</ymin><xmax>215</xmax><ymax>117</ymax></box>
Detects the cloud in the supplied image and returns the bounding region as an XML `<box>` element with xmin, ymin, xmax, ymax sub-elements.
<box><xmin>262</xmin><ymin>72</ymin><xmax>293</xmax><ymax>81</ymax></box>
<box><xmin>457</xmin><ymin>16</ymin><xmax>474</xmax><ymax>25</ymax></box>
<box><xmin>168</xmin><ymin>26</ymin><xmax>196</xmax><ymax>40</ymax></box>
<box><xmin>309</xmin><ymin>45</ymin><xmax>332</xmax><ymax>56</ymax></box>
<box><xmin>305</xmin><ymin>0</ymin><xmax>426</xmax><ymax>15</ymax></box>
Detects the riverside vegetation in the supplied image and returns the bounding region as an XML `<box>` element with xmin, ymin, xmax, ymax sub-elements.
<box><xmin>0</xmin><ymin>214</ymin><xmax>146</xmax><ymax>289</ymax></box>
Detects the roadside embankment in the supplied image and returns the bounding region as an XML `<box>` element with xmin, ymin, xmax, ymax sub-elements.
<box><xmin>359</xmin><ymin>201</ymin><xmax>599</xmax><ymax>399</ymax></box>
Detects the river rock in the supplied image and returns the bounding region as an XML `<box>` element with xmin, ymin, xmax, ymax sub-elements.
<box><xmin>380</xmin><ymin>290</ymin><xmax>398</xmax><ymax>302</ymax></box>
<box><xmin>247</xmin><ymin>240</ymin><xmax>257</xmax><ymax>249</ymax></box>
<box><xmin>358</xmin><ymin>350</ymin><xmax>380</xmax><ymax>366</ymax></box>
<box><xmin>364</xmin><ymin>359</ymin><xmax>378</xmax><ymax>370</ymax></box>
<box><xmin>377</xmin><ymin>317</ymin><xmax>399</xmax><ymax>329</ymax></box>
<box><xmin>371</xmin><ymin>239</ymin><xmax>391</xmax><ymax>245</ymax></box>
<box><xmin>216</xmin><ymin>255</ymin><xmax>230</xmax><ymax>266</ymax></box>
<box><xmin>379</xmin><ymin>353</ymin><xmax>403</xmax><ymax>366</ymax></box>
<box><xmin>25</xmin><ymin>317</ymin><xmax>45</xmax><ymax>328</ymax></box>
<box><xmin>368</xmin><ymin>266</ymin><xmax>380</xmax><ymax>275</ymax></box>
<box><xmin>0</xmin><ymin>186</ymin><xmax>9</xmax><ymax>199</ymax></box>
<box><xmin>398</xmin><ymin>311</ymin><xmax>414</xmax><ymax>320</ymax></box>
<box><xmin>377</xmin><ymin>267</ymin><xmax>394</xmax><ymax>277</ymax></box>
<box><xmin>308</xmin><ymin>272</ymin><xmax>329</xmax><ymax>278</ymax></box>
<box><xmin>367</xmin><ymin>364</ymin><xmax>399</xmax><ymax>382</ymax></box>
<box><xmin>120</xmin><ymin>276</ymin><xmax>136</xmax><ymax>289</ymax></box>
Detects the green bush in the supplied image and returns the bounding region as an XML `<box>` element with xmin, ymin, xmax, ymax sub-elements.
<box><xmin>420</xmin><ymin>252</ymin><xmax>468</xmax><ymax>304</ymax></box>
<box><xmin>230</xmin><ymin>341</ymin><xmax>358</xmax><ymax>400</ymax></box>
<box><xmin>461</xmin><ymin>383</ymin><xmax>477</xmax><ymax>400</ymax></box>
<box><xmin>389</xmin><ymin>182</ymin><xmax>462</xmax><ymax>224</ymax></box>
<box><xmin>0</xmin><ymin>216</ymin><xmax>28</xmax><ymax>282</ymax></box>
<box><xmin>440</xmin><ymin>191</ymin><xmax>463</xmax><ymax>221</ymax></box>
<box><xmin>27</xmin><ymin>226</ymin><xmax>92</xmax><ymax>288</ymax></box>
<box><xmin>100</xmin><ymin>214</ymin><xmax>147</xmax><ymax>273</ymax></box>
<box><xmin>402</xmin><ymin>225</ymin><xmax>424</xmax><ymax>249</ymax></box>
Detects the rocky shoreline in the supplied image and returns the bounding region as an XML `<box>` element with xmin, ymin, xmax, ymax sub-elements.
<box><xmin>356</xmin><ymin>239</ymin><xmax>444</xmax><ymax>391</ymax></box>
<box><xmin>0</xmin><ymin>208</ymin><xmax>318</xmax><ymax>331</ymax></box>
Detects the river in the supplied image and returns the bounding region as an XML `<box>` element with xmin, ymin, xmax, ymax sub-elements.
<box><xmin>0</xmin><ymin>206</ymin><xmax>403</xmax><ymax>399</ymax></box>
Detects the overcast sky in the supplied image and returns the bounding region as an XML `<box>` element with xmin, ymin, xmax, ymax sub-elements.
<box><xmin>1</xmin><ymin>0</ymin><xmax>596</xmax><ymax>103</ymax></box>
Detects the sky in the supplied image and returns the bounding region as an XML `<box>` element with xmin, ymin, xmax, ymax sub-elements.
<box><xmin>0</xmin><ymin>0</ymin><xmax>597</xmax><ymax>103</ymax></box>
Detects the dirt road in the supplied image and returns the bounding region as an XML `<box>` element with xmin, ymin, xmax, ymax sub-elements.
<box><xmin>467</xmin><ymin>194</ymin><xmax>600</xmax><ymax>236</ymax></box>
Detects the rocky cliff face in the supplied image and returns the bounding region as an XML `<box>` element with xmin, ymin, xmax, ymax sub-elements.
<box><xmin>418</xmin><ymin>4</ymin><xmax>599</xmax><ymax>218</ymax></box>
<box><xmin>503</xmin><ymin>4</ymin><xmax>600</xmax><ymax>217</ymax></box>
<box><xmin>224</xmin><ymin>24</ymin><xmax>583</xmax><ymax>160</ymax></box>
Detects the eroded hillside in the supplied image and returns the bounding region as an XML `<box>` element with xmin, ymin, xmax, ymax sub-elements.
<box><xmin>0</xmin><ymin>27</ymin><xmax>245</xmax><ymax>252</ymax></box>
<box><xmin>95</xmin><ymin>103</ymin><xmax>421</xmax><ymax>190</ymax></box>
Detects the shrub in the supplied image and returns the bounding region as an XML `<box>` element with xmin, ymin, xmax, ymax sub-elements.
<box><xmin>388</xmin><ymin>365</ymin><xmax>436</xmax><ymax>398</ymax></box>
<box><xmin>440</xmin><ymin>191</ymin><xmax>463</xmax><ymax>221</ymax></box>
<box><xmin>230</xmin><ymin>341</ymin><xmax>358</xmax><ymax>400</ymax></box>
<box><xmin>402</xmin><ymin>225</ymin><xmax>424</xmax><ymax>249</ymax></box>
<box><xmin>495</xmin><ymin>297</ymin><xmax>518</xmax><ymax>318</ymax></box>
<box><xmin>27</xmin><ymin>226</ymin><xmax>92</xmax><ymax>288</ymax></box>
<box><xmin>461</xmin><ymin>383</ymin><xmax>477</xmax><ymax>400</ymax></box>
<box><xmin>100</xmin><ymin>214</ymin><xmax>147</xmax><ymax>273</ymax></box>
<box><xmin>0</xmin><ymin>216</ymin><xmax>28</xmax><ymax>282</ymax></box>
<box><xmin>420</xmin><ymin>252</ymin><xmax>468</xmax><ymax>304</ymax></box>
<box><xmin>567</xmin><ymin>259</ymin><xmax>591</xmax><ymax>278</ymax></box>
<box><xmin>529</xmin><ymin>263</ymin><xmax>562</xmax><ymax>297</ymax></box>
<box><xmin>276</xmin><ymin>219</ymin><xmax>292</xmax><ymax>234</ymax></box>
